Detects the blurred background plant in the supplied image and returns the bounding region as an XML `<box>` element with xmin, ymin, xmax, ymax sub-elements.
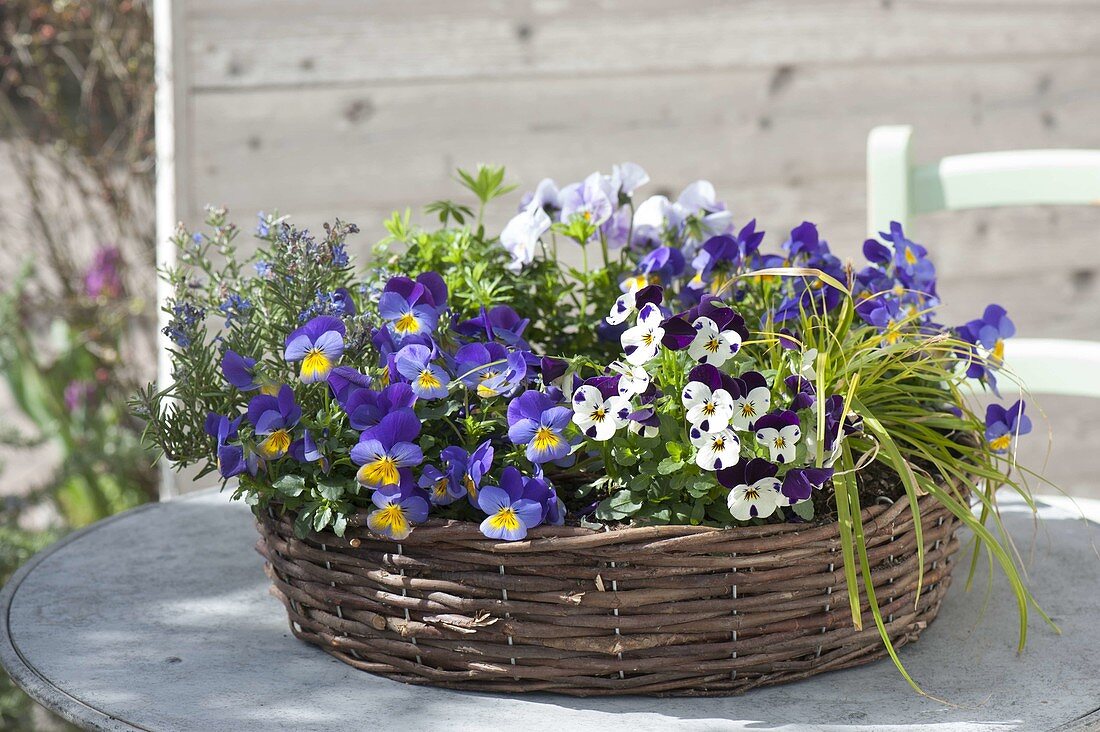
<box><xmin>0</xmin><ymin>0</ymin><xmax>154</xmax><ymax>727</ymax></box>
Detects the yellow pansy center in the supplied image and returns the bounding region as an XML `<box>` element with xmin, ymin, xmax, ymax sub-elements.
<box><xmin>259</xmin><ymin>429</ymin><xmax>291</xmax><ymax>459</ymax></box>
<box><xmin>417</xmin><ymin>369</ymin><xmax>442</xmax><ymax>390</ymax></box>
<box><xmin>774</xmin><ymin>436</ymin><xmax>786</xmax><ymax>448</ymax></box>
<box><xmin>369</xmin><ymin>504</ymin><xmax>409</xmax><ymax>538</ymax></box>
<box><xmin>992</xmin><ymin>339</ymin><xmax>1005</xmax><ymax>362</ymax></box>
<box><xmin>477</xmin><ymin>371</ymin><xmax>502</xmax><ymax>398</ymax></box>
<box><xmin>464</xmin><ymin>473</ymin><xmax>478</xmax><ymax>500</ymax></box>
<box><xmin>592</xmin><ymin>407</ymin><xmax>607</xmax><ymax>422</ymax></box>
<box><xmin>904</xmin><ymin>246</ymin><xmax>918</xmax><ymax>266</ymax></box>
<box><xmin>489</xmin><ymin>507</ymin><xmax>521</xmax><ymax>532</ymax></box>
<box><xmin>705</xmin><ymin>337</ymin><xmax>722</xmax><ymax>353</ymax></box>
<box><xmin>394</xmin><ymin>312</ymin><xmax>420</xmax><ymax>334</ymax></box>
<box><xmin>533</xmin><ymin>426</ymin><xmax>562</xmax><ymax>452</ymax></box>
<box><xmin>740</xmin><ymin>402</ymin><xmax>757</xmax><ymax>418</ymax></box>
<box><xmin>301</xmin><ymin>348</ymin><xmax>333</xmax><ymax>381</ymax></box>
<box><xmin>989</xmin><ymin>433</ymin><xmax>1012</xmax><ymax>452</ymax></box>
<box><xmin>744</xmin><ymin>487</ymin><xmax>760</xmax><ymax>501</ymax></box>
<box><xmin>359</xmin><ymin>455</ymin><xmax>399</xmax><ymax>486</ymax></box>
<box><xmin>641</xmin><ymin>331</ymin><xmax>655</xmax><ymax>346</ymax></box>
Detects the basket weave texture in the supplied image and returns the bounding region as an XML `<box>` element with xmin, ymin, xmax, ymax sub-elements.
<box><xmin>255</xmin><ymin>493</ymin><xmax>962</xmax><ymax>696</ymax></box>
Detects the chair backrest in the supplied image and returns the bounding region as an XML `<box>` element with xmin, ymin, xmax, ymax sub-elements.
<box><xmin>866</xmin><ymin>125</ymin><xmax>1100</xmax><ymax>399</ymax></box>
<box><xmin>866</xmin><ymin>125</ymin><xmax>1100</xmax><ymax>236</ymax></box>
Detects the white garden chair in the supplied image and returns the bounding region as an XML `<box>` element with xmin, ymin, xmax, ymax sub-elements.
<box><xmin>866</xmin><ymin>125</ymin><xmax>1100</xmax><ymax>399</ymax></box>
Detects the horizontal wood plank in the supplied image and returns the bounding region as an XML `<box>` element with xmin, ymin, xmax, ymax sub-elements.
<box><xmin>185</xmin><ymin>0</ymin><xmax>1100</xmax><ymax>89</ymax></box>
<box><xmin>186</xmin><ymin>54</ymin><xmax>1100</xmax><ymax>258</ymax></box>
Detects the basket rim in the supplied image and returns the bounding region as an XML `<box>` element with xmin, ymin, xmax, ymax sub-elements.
<box><xmin>269</xmin><ymin>489</ymin><xmax>954</xmax><ymax>553</ymax></box>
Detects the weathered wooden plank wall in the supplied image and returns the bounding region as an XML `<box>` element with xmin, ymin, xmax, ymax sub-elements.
<box><xmin>172</xmin><ymin>0</ymin><xmax>1100</xmax><ymax>339</ymax></box>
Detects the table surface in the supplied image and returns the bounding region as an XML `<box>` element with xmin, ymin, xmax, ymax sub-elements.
<box><xmin>2</xmin><ymin>489</ymin><xmax>1100</xmax><ymax>732</ymax></box>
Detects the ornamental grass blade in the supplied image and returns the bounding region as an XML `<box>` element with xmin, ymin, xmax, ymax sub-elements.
<box><xmin>859</xmin><ymin>409</ymin><xmax>926</xmax><ymax>607</ymax></box>
<box><xmin>832</xmin><ymin>447</ymin><xmax>863</xmax><ymax>631</ymax></box>
<box><xmin>843</xmin><ymin>441</ymin><xmax>931</xmax><ymax>697</ymax></box>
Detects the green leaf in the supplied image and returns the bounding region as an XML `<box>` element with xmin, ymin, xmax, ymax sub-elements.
<box><xmin>596</xmin><ymin>489</ymin><xmax>644</xmax><ymax>520</ymax></box>
<box><xmin>686</xmin><ymin>479</ymin><xmax>713</xmax><ymax>498</ymax></box>
<box><xmin>313</xmin><ymin>506</ymin><xmax>334</xmax><ymax>532</ymax></box>
<box><xmin>273</xmin><ymin>474</ymin><xmax>306</xmax><ymax>497</ymax></box>
<box><xmin>657</xmin><ymin>457</ymin><xmax>684</xmax><ymax>475</ymax></box>
<box><xmin>293</xmin><ymin>508</ymin><xmax>314</xmax><ymax>539</ymax></box>
<box><xmin>316</xmin><ymin>480</ymin><xmax>344</xmax><ymax>502</ymax></box>
<box><xmin>792</xmin><ymin>499</ymin><xmax>815</xmax><ymax>521</ymax></box>
<box><xmin>332</xmin><ymin>512</ymin><xmax>348</xmax><ymax>537</ymax></box>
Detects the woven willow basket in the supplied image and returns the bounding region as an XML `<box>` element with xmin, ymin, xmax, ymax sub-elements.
<box><xmin>255</xmin><ymin>493</ymin><xmax>962</xmax><ymax>696</ymax></box>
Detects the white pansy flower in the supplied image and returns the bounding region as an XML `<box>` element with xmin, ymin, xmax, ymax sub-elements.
<box><xmin>621</xmin><ymin>303</ymin><xmax>665</xmax><ymax>366</ymax></box>
<box><xmin>753</xmin><ymin>411</ymin><xmax>802</xmax><ymax>464</ymax></box>
<box><xmin>681</xmin><ymin>381</ymin><xmax>734</xmax><ymax>435</ymax></box>
<box><xmin>500</xmin><ymin>202</ymin><xmax>551</xmax><ymax>273</ymax></box>
<box><xmin>726</xmin><ymin>477</ymin><xmax>782</xmax><ymax>521</ymax></box>
<box><xmin>687</xmin><ymin>316</ymin><xmax>742</xmax><ymax>367</ymax></box>
<box><xmin>730</xmin><ymin>373</ymin><xmax>772</xmax><ymax>430</ymax></box>
<box><xmin>609</xmin><ymin>360</ymin><xmax>651</xmax><ymax>398</ymax></box>
<box><xmin>571</xmin><ymin>385</ymin><xmax>631</xmax><ymax>441</ymax></box>
<box><xmin>689</xmin><ymin>425</ymin><xmax>741</xmax><ymax>471</ymax></box>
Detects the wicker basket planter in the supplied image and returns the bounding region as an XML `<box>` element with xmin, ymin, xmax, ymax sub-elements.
<box><xmin>255</xmin><ymin>493</ymin><xmax>962</xmax><ymax>697</ymax></box>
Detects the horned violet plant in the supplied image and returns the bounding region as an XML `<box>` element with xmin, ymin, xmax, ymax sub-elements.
<box><xmin>135</xmin><ymin>166</ymin><xmax>1049</xmax><ymax>680</ymax></box>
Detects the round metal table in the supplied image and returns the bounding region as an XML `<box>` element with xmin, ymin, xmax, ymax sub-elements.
<box><xmin>3</xmin><ymin>488</ymin><xmax>1099</xmax><ymax>731</ymax></box>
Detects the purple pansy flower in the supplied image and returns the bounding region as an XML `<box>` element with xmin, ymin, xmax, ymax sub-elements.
<box><xmin>477</xmin><ymin>467</ymin><xmax>547</xmax><ymax>541</ymax></box>
<box><xmin>619</xmin><ymin>246</ymin><xmax>684</xmax><ymax>292</ymax></box>
<box><xmin>881</xmin><ymin>222</ymin><xmax>937</xmax><ymax>294</ymax></box>
<box><xmin>221</xmin><ymin>350</ymin><xmax>257</xmax><ymax>390</ymax></box>
<box><xmin>781</xmin><ymin>467</ymin><xmax>834</xmax><ymax>505</ymax></box>
<box><xmin>220</xmin><ymin>349</ymin><xmax>276</xmax><ymax>393</ymax></box>
<box><xmin>985</xmin><ymin>400</ymin><xmax>1031</xmax><ymax>453</ymax></box>
<box><xmin>518</xmin><ymin>472</ymin><xmax>566</xmax><ymax>526</ymax></box>
<box><xmin>560</xmin><ymin>172</ymin><xmax>613</xmax><ymax>228</ymax></box>
<box><xmin>366</xmin><ymin>480</ymin><xmax>431</xmax><ymax>541</ymax></box>
<box><xmin>441</xmin><ymin>440</ymin><xmax>494</xmax><ymax>505</ymax></box>
<box><xmin>753</xmin><ymin>411</ymin><xmax>801</xmax><ymax>464</ymax></box>
<box><xmin>394</xmin><ymin>344</ymin><xmax>450</xmax><ymax>399</ymax></box>
<box><xmin>718</xmin><ymin>458</ymin><xmax>782</xmax><ymax>520</ymax></box>
<box><xmin>507</xmin><ymin>390</ymin><xmax>573</xmax><ymax>464</ymax></box>
<box><xmin>204</xmin><ymin>413</ymin><xmax>255</xmax><ymax>478</ymax></box>
<box><xmin>289</xmin><ymin>428</ymin><xmax>326</xmax><ymax>468</ymax></box>
<box><xmin>378</xmin><ymin>273</ymin><xmax>448</xmax><ymax>339</ymax></box>
<box><xmin>419</xmin><ymin>464</ymin><xmax>461</xmax><ymax>506</ymax></box>
<box><xmin>540</xmin><ymin>356</ymin><xmax>569</xmax><ymax>385</ymax></box>
<box><xmin>247</xmin><ymin>385</ymin><xmax>302</xmax><ymax>460</ymax></box>
<box><xmin>284</xmin><ymin>315</ymin><xmax>346</xmax><ymax>383</ymax></box>
<box><xmin>350</xmin><ymin>409</ymin><xmax>423</xmax><ymax>488</ymax></box>
<box><xmin>327</xmin><ymin>366</ymin><xmax>372</xmax><ymax>408</ymax></box>
<box><xmin>962</xmin><ymin>304</ymin><xmax>1015</xmax><ymax>366</ymax></box>
<box><xmin>344</xmin><ymin>383</ymin><xmax>416</xmax><ymax>431</ymax></box>
<box><xmin>856</xmin><ymin>296</ymin><xmax>905</xmax><ymax>345</ymax></box>
<box><xmin>785</xmin><ymin>375</ymin><xmax>816</xmax><ymax>411</ymax></box>
<box><xmin>454</xmin><ymin>305</ymin><xmax>531</xmax><ymax>348</ymax></box>
<box><xmin>454</xmin><ymin>342</ymin><xmax>528</xmax><ymax>398</ymax></box>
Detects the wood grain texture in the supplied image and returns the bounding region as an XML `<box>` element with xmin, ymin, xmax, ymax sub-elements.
<box><xmin>185</xmin><ymin>0</ymin><xmax>1100</xmax><ymax>89</ymax></box>
<box><xmin>173</xmin><ymin>0</ymin><xmax>1100</xmax><ymax>360</ymax></box>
